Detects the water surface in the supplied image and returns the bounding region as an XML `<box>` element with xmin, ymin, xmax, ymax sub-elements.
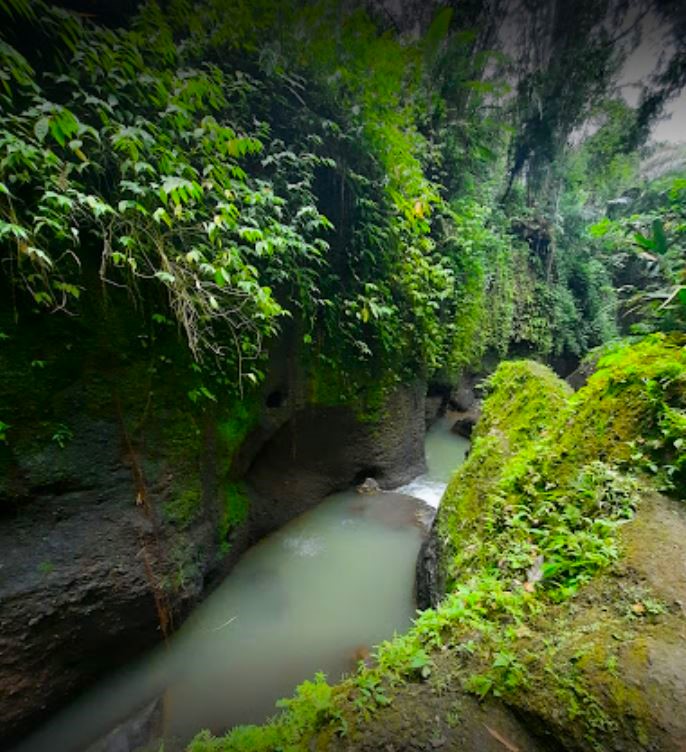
<box><xmin>397</xmin><ymin>412</ymin><xmax>470</xmax><ymax>507</ymax></box>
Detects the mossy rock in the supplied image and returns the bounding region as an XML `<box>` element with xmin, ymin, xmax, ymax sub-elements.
<box><xmin>435</xmin><ymin>333</ymin><xmax>685</xmax><ymax>598</ymax></box>
<box><xmin>495</xmin><ymin>491</ymin><xmax>686</xmax><ymax>751</ymax></box>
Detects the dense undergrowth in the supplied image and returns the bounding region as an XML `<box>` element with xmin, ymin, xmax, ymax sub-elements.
<box><xmin>4</xmin><ymin>0</ymin><xmax>665</xmax><ymax>543</ymax></box>
<box><xmin>187</xmin><ymin>333</ymin><xmax>686</xmax><ymax>751</ymax></box>
<box><xmin>1</xmin><ymin>0</ymin><xmax>683</xmax><ymax>446</ymax></box>
<box><xmin>0</xmin><ymin>0</ymin><xmax>656</xmax><ymax>403</ymax></box>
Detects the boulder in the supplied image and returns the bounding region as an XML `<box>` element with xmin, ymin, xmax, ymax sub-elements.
<box><xmin>424</xmin><ymin>394</ymin><xmax>445</xmax><ymax>428</ymax></box>
<box><xmin>448</xmin><ymin>385</ymin><xmax>477</xmax><ymax>413</ymax></box>
<box><xmin>505</xmin><ymin>492</ymin><xmax>686</xmax><ymax>752</ymax></box>
<box><xmin>245</xmin><ymin>382</ymin><xmax>427</xmax><ymax>539</ymax></box>
<box><xmin>565</xmin><ymin>355</ymin><xmax>599</xmax><ymax>391</ymax></box>
<box><xmin>450</xmin><ymin>410</ymin><xmax>480</xmax><ymax>438</ymax></box>
<box><xmin>356</xmin><ymin>477</ymin><xmax>381</xmax><ymax>494</ymax></box>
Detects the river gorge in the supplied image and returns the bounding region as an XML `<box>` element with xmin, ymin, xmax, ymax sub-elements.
<box><xmin>12</xmin><ymin>414</ymin><xmax>470</xmax><ymax>752</ymax></box>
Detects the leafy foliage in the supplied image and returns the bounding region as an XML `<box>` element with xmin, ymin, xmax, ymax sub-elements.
<box><xmin>1</xmin><ymin>2</ymin><xmax>343</xmax><ymax>385</ymax></box>
<box><xmin>589</xmin><ymin>173</ymin><xmax>686</xmax><ymax>334</ymax></box>
<box><xmin>1</xmin><ymin>0</ymin><xmax>635</xmax><ymax>397</ymax></box>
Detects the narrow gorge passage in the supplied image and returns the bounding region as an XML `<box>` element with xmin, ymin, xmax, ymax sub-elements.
<box><xmin>2</xmin><ymin>2</ymin><xmax>685</xmax><ymax>749</ymax></box>
<box><xmin>13</xmin><ymin>417</ymin><xmax>469</xmax><ymax>752</ymax></box>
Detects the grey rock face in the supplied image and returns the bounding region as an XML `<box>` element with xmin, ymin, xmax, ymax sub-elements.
<box><xmin>450</xmin><ymin>410</ymin><xmax>480</xmax><ymax>438</ymax></box>
<box><xmin>0</xmin><ymin>408</ymin><xmax>223</xmax><ymax>748</ymax></box>
<box><xmin>415</xmin><ymin>519</ymin><xmax>444</xmax><ymax>611</ymax></box>
<box><xmin>245</xmin><ymin>382</ymin><xmax>427</xmax><ymax>539</ymax></box>
<box><xmin>566</xmin><ymin>356</ymin><xmax>599</xmax><ymax>391</ymax></box>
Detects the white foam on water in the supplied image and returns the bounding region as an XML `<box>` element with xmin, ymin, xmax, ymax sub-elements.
<box><xmin>394</xmin><ymin>476</ymin><xmax>447</xmax><ymax>509</ymax></box>
<box><xmin>394</xmin><ymin>413</ymin><xmax>470</xmax><ymax>508</ymax></box>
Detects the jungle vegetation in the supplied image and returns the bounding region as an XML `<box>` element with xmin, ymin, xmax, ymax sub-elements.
<box><xmin>1</xmin><ymin>0</ymin><xmax>683</xmax><ymax>405</ymax></box>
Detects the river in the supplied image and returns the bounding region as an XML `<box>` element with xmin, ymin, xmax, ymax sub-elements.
<box><xmin>13</xmin><ymin>413</ymin><xmax>469</xmax><ymax>752</ymax></box>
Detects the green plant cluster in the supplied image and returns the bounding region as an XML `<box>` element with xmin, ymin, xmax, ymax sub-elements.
<box><xmin>588</xmin><ymin>173</ymin><xmax>686</xmax><ymax>334</ymax></box>
<box><xmin>0</xmin><ymin>0</ymin><xmax>337</xmax><ymax>385</ymax></box>
<box><xmin>189</xmin><ymin>673</ymin><xmax>347</xmax><ymax>752</ymax></box>
<box><xmin>1</xmin><ymin>0</ymin><xmax>631</xmax><ymax>403</ymax></box>
<box><xmin>439</xmin><ymin>334</ymin><xmax>685</xmax><ymax>597</ymax></box>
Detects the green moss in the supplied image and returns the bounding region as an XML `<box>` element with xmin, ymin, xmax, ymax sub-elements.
<box><xmin>218</xmin><ymin>482</ymin><xmax>250</xmax><ymax>554</ymax></box>
<box><xmin>156</xmin><ymin>411</ymin><xmax>202</xmax><ymax>466</ymax></box>
<box><xmin>438</xmin><ymin>335</ymin><xmax>685</xmax><ymax>598</ymax></box>
<box><xmin>218</xmin><ymin>396</ymin><xmax>261</xmax><ymax>458</ymax></box>
<box><xmin>163</xmin><ymin>485</ymin><xmax>202</xmax><ymax>528</ymax></box>
<box><xmin>37</xmin><ymin>560</ymin><xmax>55</xmax><ymax>575</ymax></box>
<box><xmin>306</xmin><ymin>355</ymin><xmax>399</xmax><ymax>423</ymax></box>
<box><xmin>555</xmin><ymin>333</ymin><xmax>686</xmax><ymax>494</ymax></box>
<box><xmin>477</xmin><ymin>359</ymin><xmax>572</xmax><ymax>446</ymax></box>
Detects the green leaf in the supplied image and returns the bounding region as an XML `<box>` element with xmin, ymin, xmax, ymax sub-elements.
<box><xmin>0</xmin><ymin>221</ymin><xmax>28</xmax><ymax>240</ymax></box>
<box><xmin>26</xmin><ymin>246</ymin><xmax>53</xmax><ymax>267</ymax></box>
<box><xmin>155</xmin><ymin>271</ymin><xmax>175</xmax><ymax>284</ymax></box>
<box><xmin>633</xmin><ymin>232</ymin><xmax>655</xmax><ymax>252</ymax></box>
<box><xmin>651</xmin><ymin>218</ymin><xmax>668</xmax><ymax>255</ymax></box>
<box><xmin>34</xmin><ymin>116</ymin><xmax>49</xmax><ymax>143</ymax></box>
<box><xmin>153</xmin><ymin>207</ymin><xmax>172</xmax><ymax>227</ymax></box>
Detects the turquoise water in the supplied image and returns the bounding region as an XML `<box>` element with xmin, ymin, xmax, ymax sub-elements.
<box><xmin>396</xmin><ymin>412</ymin><xmax>470</xmax><ymax>506</ymax></box>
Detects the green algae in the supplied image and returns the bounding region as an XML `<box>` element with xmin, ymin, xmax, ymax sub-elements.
<box><xmin>218</xmin><ymin>482</ymin><xmax>250</xmax><ymax>554</ymax></box>
<box><xmin>163</xmin><ymin>485</ymin><xmax>203</xmax><ymax>528</ymax></box>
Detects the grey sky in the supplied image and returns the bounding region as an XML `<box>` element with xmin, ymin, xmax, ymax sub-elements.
<box><xmin>620</xmin><ymin>9</ymin><xmax>685</xmax><ymax>143</ymax></box>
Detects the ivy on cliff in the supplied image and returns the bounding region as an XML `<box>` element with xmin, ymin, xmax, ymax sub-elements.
<box><xmin>1</xmin><ymin>0</ymin><xmax>625</xmax><ymax>399</ymax></box>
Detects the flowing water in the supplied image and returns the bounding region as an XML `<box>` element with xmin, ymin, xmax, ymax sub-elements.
<box><xmin>13</xmin><ymin>413</ymin><xmax>469</xmax><ymax>752</ymax></box>
<box><xmin>396</xmin><ymin>412</ymin><xmax>470</xmax><ymax>507</ymax></box>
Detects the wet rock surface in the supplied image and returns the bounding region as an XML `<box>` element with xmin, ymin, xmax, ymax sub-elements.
<box><xmin>0</xmin><ymin>409</ymin><xmax>224</xmax><ymax>748</ymax></box>
<box><xmin>447</xmin><ymin>374</ymin><xmax>482</xmax><ymax>438</ymax></box>
<box><xmin>414</xmin><ymin>525</ymin><xmax>443</xmax><ymax>611</ymax></box>
<box><xmin>565</xmin><ymin>356</ymin><xmax>599</xmax><ymax>391</ymax></box>
<box><xmin>245</xmin><ymin>383</ymin><xmax>427</xmax><ymax>540</ymax></box>
<box><xmin>84</xmin><ymin>698</ymin><xmax>163</xmax><ymax>752</ymax></box>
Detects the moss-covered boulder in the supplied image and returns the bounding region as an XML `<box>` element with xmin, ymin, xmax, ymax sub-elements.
<box><xmin>428</xmin><ymin>334</ymin><xmax>685</xmax><ymax>605</ymax></box>
<box><xmin>188</xmin><ymin>334</ymin><xmax>686</xmax><ymax>752</ymax></box>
